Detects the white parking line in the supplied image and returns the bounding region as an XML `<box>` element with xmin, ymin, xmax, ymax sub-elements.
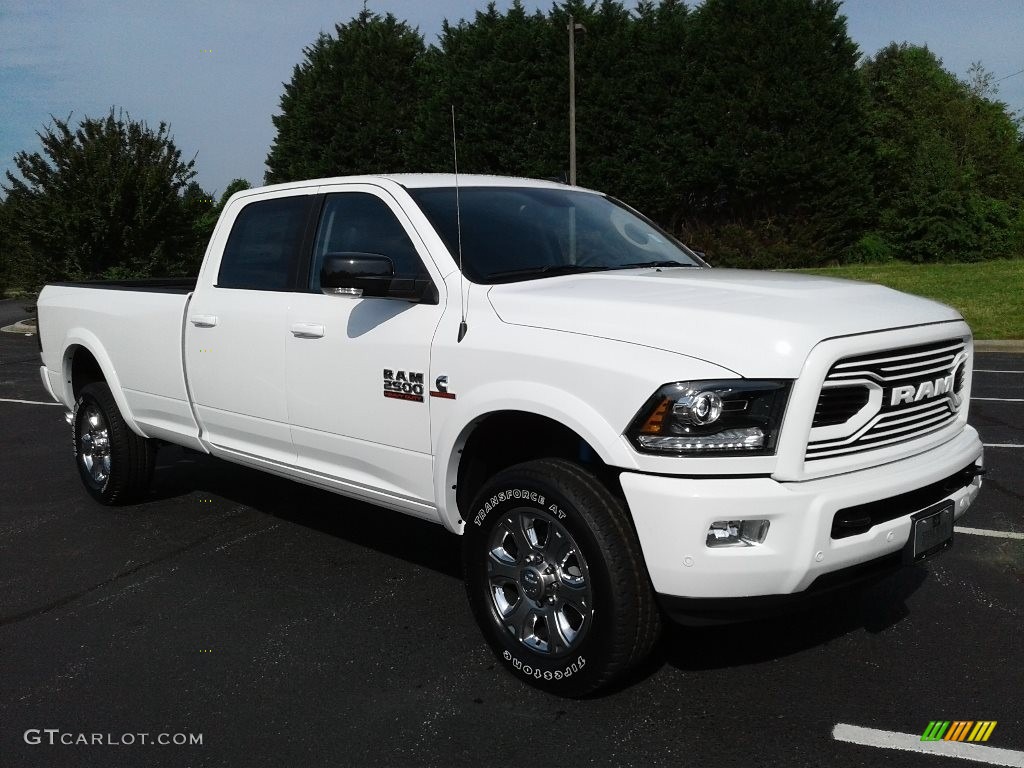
<box><xmin>955</xmin><ymin>527</ymin><xmax>1024</xmax><ymax>540</ymax></box>
<box><xmin>975</xmin><ymin>370</ymin><xmax>1024</xmax><ymax>374</ymax></box>
<box><xmin>973</xmin><ymin>398</ymin><xmax>1024</xmax><ymax>403</ymax></box>
<box><xmin>0</xmin><ymin>397</ymin><xmax>61</xmax><ymax>406</ymax></box>
<box><xmin>833</xmin><ymin>723</ymin><xmax>1024</xmax><ymax>766</ymax></box>
<box><xmin>984</xmin><ymin>443</ymin><xmax>1024</xmax><ymax>449</ymax></box>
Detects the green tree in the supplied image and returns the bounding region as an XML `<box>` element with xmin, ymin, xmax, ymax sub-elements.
<box><xmin>193</xmin><ymin>178</ymin><xmax>252</xmax><ymax>245</ymax></box>
<box><xmin>2</xmin><ymin>110</ymin><xmax>200</xmax><ymax>287</ymax></box>
<box><xmin>861</xmin><ymin>44</ymin><xmax>1024</xmax><ymax>262</ymax></box>
<box><xmin>0</xmin><ymin>194</ymin><xmax>12</xmax><ymax>294</ymax></box>
<box><xmin>677</xmin><ymin>0</ymin><xmax>874</xmax><ymax>266</ymax></box>
<box><xmin>265</xmin><ymin>1</ymin><xmax>1024</xmax><ymax>267</ymax></box>
<box><xmin>413</xmin><ymin>0</ymin><xmax>692</xmax><ymax>213</ymax></box>
<box><xmin>180</xmin><ymin>181</ymin><xmax>215</xmax><ymax>271</ymax></box>
<box><xmin>265</xmin><ymin>11</ymin><xmax>426</xmax><ymax>183</ymax></box>
<box><xmin>219</xmin><ymin>178</ymin><xmax>253</xmax><ymax>202</ymax></box>
<box><xmin>414</xmin><ymin>1</ymin><xmax>566</xmax><ymax>177</ymax></box>
<box><xmin>574</xmin><ymin>0</ymin><xmax>692</xmax><ymax>221</ymax></box>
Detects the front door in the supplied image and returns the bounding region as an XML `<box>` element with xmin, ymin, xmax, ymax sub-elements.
<box><xmin>285</xmin><ymin>185</ymin><xmax>445</xmax><ymax>514</ymax></box>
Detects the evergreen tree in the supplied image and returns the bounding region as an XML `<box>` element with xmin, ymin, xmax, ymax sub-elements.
<box><xmin>678</xmin><ymin>0</ymin><xmax>873</xmax><ymax>266</ymax></box>
<box><xmin>2</xmin><ymin>110</ymin><xmax>199</xmax><ymax>287</ymax></box>
<box><xmin>413</xmin><ymin>0</ymin><xmax>692</xmax><ymax>215</ymax></box>
<box><xmin>575</xmin><ymin>0</ymin><xmax>692</xmax><ymax>222</ymax></box>
<box><xmin>265</xmin><ymin>11</ymin><xmax>426</xmax><ymax>183</ymax></box>
<box><xmin>414</xmin><ymin>1</ymin><xmax>566</xmax><ymax>178</ymax></box>
<box><xmin>262</xmin><ymin>0</ymin><xmax>1023</xmax><ymax>266</ymax></box>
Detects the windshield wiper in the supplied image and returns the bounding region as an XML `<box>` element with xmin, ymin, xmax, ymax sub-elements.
<box><xmin>612</xmin><ymin>260</ymin><xmax>698</xmax><ymax>270</ymax></box>
<box><xmin>488</xmin><ymin>260</ymin><xmax>697</xmax><ymax>282</ymax></box>
<box><xmin>487</xmin><ymin>264</ymin><xmax>613</xmax><ymax>280</ymax></box>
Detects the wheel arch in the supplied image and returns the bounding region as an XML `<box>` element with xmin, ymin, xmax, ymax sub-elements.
<box><xmin>60</xmin><ymin>331</ymin><xmax>143</xmax><ymax>436</ymax></box>
<box><xmin>435</xmin><ymin>388</ymin><xmax>636</xmax><ymax>533</ymax></box>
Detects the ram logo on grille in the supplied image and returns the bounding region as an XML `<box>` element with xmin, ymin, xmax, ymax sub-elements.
<box><xmin>806</xmin><ymin>338</ymin><xmax>969</xmax><ymax>462</ymax></box>
<box><xmin>890</xmin><ymin>374</ymin><xmax>958</xmax><ymax>407</ymax></box>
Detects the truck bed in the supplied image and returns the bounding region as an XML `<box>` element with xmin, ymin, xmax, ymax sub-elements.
<box><xmin>38</xmin><ymin>282</ymin><xmax>201</xmax><ymax>446</ymax></box>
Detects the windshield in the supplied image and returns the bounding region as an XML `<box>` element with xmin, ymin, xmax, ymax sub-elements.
<box><xmin>406</xmin><ymin>186</ymin><xmax>704</xmax><ymax>283</ymax></box>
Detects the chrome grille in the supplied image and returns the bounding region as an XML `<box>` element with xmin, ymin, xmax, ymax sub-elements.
<box><xmin>806</xmin><ymin>338</ymin><xmax>967</xmax><ymax>461</ymax></box>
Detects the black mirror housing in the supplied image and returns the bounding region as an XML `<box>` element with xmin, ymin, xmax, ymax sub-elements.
<box><xmin>320</xmin><ymin>253</ymin><xmax>437</xmax><ymax>303</ymax></box>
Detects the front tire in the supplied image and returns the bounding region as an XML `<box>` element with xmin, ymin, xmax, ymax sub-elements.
<box><xmin>73</xmin><ymin>381</ymin><xmax>156</xmax><ymax>505</ymax></box>
<box><xmin>463</xmin><ymin>458</ymin><xmax>661</xmax><ymax>696</ymax></box>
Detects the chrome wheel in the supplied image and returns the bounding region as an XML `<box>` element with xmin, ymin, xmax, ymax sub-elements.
<box><xmin>78</xmin><ymin>405</ymin><xmax>111</xmax><ymax>486</ymax></box>
<box><xmin>486</xmin><ymin>508</ymin><xmax>593</xmax><ymax>657</ymax></box>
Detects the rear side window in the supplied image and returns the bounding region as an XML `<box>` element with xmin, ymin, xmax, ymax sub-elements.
<box><xmin>309</xmin><ymin>192</ymin><xmax>427</xmax><ymax>292</ymax></box>
<box><xmin>218</xmin><ymin>196</ymin><xmax>310</xmax><ymax>290</ymax></box>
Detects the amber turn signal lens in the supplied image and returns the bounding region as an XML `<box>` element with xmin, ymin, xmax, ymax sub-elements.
<box><xmin>639</xmin><ymin>397</ymin><xmax>670</xmax><ymax>434</ymax></box>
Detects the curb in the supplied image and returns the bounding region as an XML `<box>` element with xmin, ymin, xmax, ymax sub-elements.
<box><xmin>975</xmin><ymin>340</ymin><xmax>1024</xmax><ymax>354</ymax></box>
<box><xmin>1</xmin><ymin>320</ymin><xmax>36</xmax><ymax>335</ymax></box>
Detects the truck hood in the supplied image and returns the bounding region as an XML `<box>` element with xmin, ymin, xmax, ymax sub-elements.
<box><xmin>486</xmin><ymin>268</ymin><xmax>964</xmax><ymax>378</ymax></box>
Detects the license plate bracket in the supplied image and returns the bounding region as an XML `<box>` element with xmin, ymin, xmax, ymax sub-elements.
<box><xmin>903</xmin><ymin>500</ymin><xmax>955</xmax><ymax>564</ymax></box>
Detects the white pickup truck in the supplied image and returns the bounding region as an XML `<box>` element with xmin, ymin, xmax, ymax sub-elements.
<box><xmin>38</xmin><ymin>174</ymin><xmax>984</xmax><ymax>695</ymax></box>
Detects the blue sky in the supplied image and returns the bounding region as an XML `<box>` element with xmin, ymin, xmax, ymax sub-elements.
<box><xmin>2</xmin><ymin>0</ymin><xmax>1022</xmax><ymax>197</ymax></box>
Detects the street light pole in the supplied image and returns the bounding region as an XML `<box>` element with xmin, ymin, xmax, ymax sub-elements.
<box><xmin>568</xmin><ymin>15</ymin><xmax>584</xmax><ymax>186</ymax></box>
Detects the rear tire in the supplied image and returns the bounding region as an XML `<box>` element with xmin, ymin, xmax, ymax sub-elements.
<box><xmin>73</xmin><ymin>382</ymin><xmax>156</xmax><ymax>505</ymax></box>
<box><xmin>463</xmin><ymin>458</ymin><xmax>661</xmax><ymax>696</ymax></box>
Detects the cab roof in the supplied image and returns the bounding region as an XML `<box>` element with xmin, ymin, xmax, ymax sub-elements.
<box><xmin>240</xmin><ymin>173</ymin><xmax>599</xmax><ymax>196</ymax></box>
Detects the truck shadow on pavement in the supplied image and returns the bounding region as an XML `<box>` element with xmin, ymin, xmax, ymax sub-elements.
<box><xmin>147</xmin><ymin>444</ymin><xmax>929</xmax><ymax>694</ymax></box>
<box><xmin>147</xmin><ymin>446</ymin><xmax>464</xmax><ymax>581</ymax></box>
<box><xmin>659</xmin><ymin>566</ymin><xmax>927</xmax><ymax>668</ymax></box>
<box><xmin>596</xmin><ymin>567</ymin><xmax>929</xmax><ymax>694</ymax></box>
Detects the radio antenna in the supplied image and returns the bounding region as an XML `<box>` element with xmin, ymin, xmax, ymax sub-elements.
<box><xmin>452</xmin><ymin>105</ymin><xmax>468</xmax><ymax>343</ymax></box>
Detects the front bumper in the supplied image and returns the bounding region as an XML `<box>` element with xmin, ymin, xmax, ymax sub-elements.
<box><xmin>620</xmin><ymin>427</ymin><xmax>984</xmax><ymax>608</ymax></box>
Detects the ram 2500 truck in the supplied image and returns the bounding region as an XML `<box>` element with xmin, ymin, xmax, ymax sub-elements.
<box><xmin>37</xmin><ymin>174</ymin><xmax>984</xmax><ymax>695</ymax></box>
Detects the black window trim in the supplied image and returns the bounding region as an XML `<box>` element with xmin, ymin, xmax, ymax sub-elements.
<box><xmin>294</xmin><ymin>193</ymin><xmax>326</xmax><ymax>292</ymax></box>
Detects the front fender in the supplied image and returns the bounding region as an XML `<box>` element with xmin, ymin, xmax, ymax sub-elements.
<box><xmin>432</xmin><ymin>381</ymin><xmax>638</xmax><ymax>533</ymax></box>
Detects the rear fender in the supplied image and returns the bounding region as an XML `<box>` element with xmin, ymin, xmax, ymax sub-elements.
<box><xmin>61</xmin><ymin>329</ymin><xmax>144</xmax><ymax>437</ymax></box>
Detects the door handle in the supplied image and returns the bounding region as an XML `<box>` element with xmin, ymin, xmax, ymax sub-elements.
<box><xmin>190</xmin><ymin>314</ymin><xmax>218</xmax><ymax>328</ymax></box>
<box><xmin>291</xmin><ymin>322</ymin><xmax>325</xmax><ymax>339</ymax></box>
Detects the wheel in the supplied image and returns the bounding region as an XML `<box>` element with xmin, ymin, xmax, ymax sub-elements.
<box><xmin>463</xmin><ymin>458</ymin><xmax>661</xmax><ymax>696</ymax></box>
<box><xmin>73</xmin><ymin>381</ymin><xmax>156</xmax><ymax>505</ymax></box>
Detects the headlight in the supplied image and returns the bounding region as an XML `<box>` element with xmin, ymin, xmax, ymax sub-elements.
<box><xmin>626</xmin><ymin>380</ymin><xmax>791</xmax><ymax>456</ymax></box>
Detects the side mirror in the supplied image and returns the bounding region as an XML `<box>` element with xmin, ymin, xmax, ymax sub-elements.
<box><xmin>320</xmin><ymin>253</ymin><xmax>437</xmax><ymax>303</ymax></box>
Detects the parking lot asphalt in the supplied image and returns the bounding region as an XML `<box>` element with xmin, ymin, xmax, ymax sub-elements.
<box><xmin>1</xmin><ymin>326</ymin><xmax>1021</xmax><ymax>768</ymax></box>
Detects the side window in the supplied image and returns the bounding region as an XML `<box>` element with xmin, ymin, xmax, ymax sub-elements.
<box><xmin>310</xmin><ymin>192</ymin><xmax>427</xmax><ymax>292</ymax></box>
<box><xmin>218</xmin><ymin>196</ymin><xmax>310</xmax><ymax>290</ymax></box>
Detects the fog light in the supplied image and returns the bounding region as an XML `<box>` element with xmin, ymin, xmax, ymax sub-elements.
<box><xmin>706</xmin><ymin>519</ymin><xmax>770</xmax><ymax>548</ymax></box>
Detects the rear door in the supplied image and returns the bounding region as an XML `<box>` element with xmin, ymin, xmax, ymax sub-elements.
<box><xmin>185</xmin><ymin>190</ymin><xmax>317</xmax><ymax>465</ymax></box>
<box><xmin>285</xmin><ymin>184</ymin><xmax>445</xmax><ymax>512</ymax></box>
